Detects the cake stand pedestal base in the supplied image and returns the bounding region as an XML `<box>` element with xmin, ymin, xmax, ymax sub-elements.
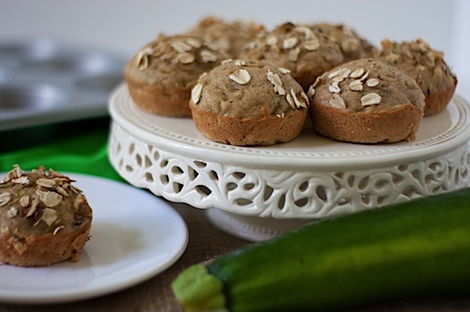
<box><xmin>205</xmin><ymin>208</ymin><xmax>311</xmax><ymax>241</ymax></box>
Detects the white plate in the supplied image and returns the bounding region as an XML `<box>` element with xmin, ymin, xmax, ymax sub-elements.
<box><xmin>0</xmin><ymin>173</ymin><xmax>188</xmax><ymax>304</ymax></box>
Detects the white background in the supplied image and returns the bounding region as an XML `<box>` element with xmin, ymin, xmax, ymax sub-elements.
<box><xmin>0</xmin><ymin>0</ymin><xmax>469</xmax><ymax>98</ymax></box>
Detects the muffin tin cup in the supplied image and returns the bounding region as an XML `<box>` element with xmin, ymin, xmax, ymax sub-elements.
<box><xmin>0</xmin><ymin>37</ymin><xmax>126</xmax><ymax>131</ymax></box>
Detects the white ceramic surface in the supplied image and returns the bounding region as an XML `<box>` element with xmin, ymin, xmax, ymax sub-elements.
<box><xmin>108</xmin><ymin>84</ymin><xmax>470</xmax><ymax>239</ymax></box>
<box><xmin>110</xmin><ymin>84</ymin><xmax>470</xmax><ymax>170</ymax></box>
<box><xmin>0</xmin><ymin>173</ymin><xmax>188</xmax><ymax>304</ymax></box>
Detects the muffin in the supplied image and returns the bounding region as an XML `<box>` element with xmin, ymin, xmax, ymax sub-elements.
<box><xmin>241</xmin><ymin>22</ymin><xmax>344</xmax><ymax>90</ymax></box>
<box><xmin>189</xmin><ymin>59</ymin><xmax>309</xmax><ymax>146</ymax></box>
<box><xmin>309</xmin><ymin>22</ymin><xmax>376</xmax><ymax>62</ymax></box>
<box><xmin>187</xmin><ymin>16</ymin><xmax>265</xmax><ymax>59</ymax></box>
<box><xmin>124</xmin><ymin>34</ymin><xmax>225</xmax><ymax>117</ymax></box>
<box><xmin>375</xmin><ymin>39</ymin><xmax>457</xmax><ymax>116</ymax></box>
<box><xmin>0</xmin><ymin>165</ymin><xmax>92</xmax><ymax>267</ymax></box>
<box><xmin>308</xmin><ymin>59</ymin><xmax>425</xmax><ymax>143</ymax></box>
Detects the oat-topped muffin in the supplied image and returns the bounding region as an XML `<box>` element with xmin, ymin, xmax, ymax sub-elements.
<box><xmin>187</xmin><ymin>16</ymin><xmax>265</xmax><ymax>59</ymax></box>
<box><xmin>309</xmin><ymin>23</ymin><xmax>376</xmax><ymax>62</ymax></box>
<box><xmin>124</xmin><ymin>34</ymin><xmax>225</xmax><ymax>117</ymax></box>
<box><xmin>241</xmin><ymin>22</ymin><xmax>344</xmax><ymax>90</ymax></box>
<box><xmin>189</xmin><ymin>59</ymin><xmax>309</xmax><ymax>146</ymax></box>
<box><xmin>0</xmin><ymin>165</ymin><xmax>92</xmax><ymax>267</ymax></box>
<box><xmin>375</xmin><ymin>39</ymin><xmax>457</xmax><ymax>116</ymax></box>
<box><xmin>308</xmin><ymin>59</ymin><xmax>425</xmax><ymax>143</ymax></box>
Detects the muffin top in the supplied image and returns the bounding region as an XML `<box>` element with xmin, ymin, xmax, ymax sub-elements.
<box><xmin>240</xmin><ymin>22</ymin><xmax>344</xmax><ymax>89</ymax></box>
<box><xmin>187</xmin><ymin>16</ymin><xmax>265</xmax><ymax>59</ymax></box>
<box><xmin>124</xmin><ymin>34</ymin><xmax>226</xmax><ymax>90</ymax></box>
<box><xmin>308</xmin><ymin>58</ymin><xmax>425</xmax><ymax>113</ymax></box>
<box><xmin>375</xmin><ymin>39</ymin><xmax>456</xmax><ymax>96</ymax></box>
<box><xmin>310</xmin><ymin>23</ymin><xmax>376</xmax><ymax>61</ymax></box>
<box><xmin>190</xmin><ymin>59</ymin><xmax>309</xmax><ymax>119</ymax></box>
<box><xmin>0</xmin><ymin>165</ymin><xmax>92</xmax><ymax>241</ymax></box>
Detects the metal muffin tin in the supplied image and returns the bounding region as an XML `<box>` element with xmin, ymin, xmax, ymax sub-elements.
<box><xmin>0</xmin><ymin>37</ymin><xmax>126</xmax><ymax>131</ymax></box>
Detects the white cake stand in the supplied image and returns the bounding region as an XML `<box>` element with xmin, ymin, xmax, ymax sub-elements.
<box><xmin>108</xmin><ymin>84</ymin><xmax>470</xmax><ymax>241</ymax></box>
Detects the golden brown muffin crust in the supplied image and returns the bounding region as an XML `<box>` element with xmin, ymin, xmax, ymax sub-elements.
<box><xmin>125</xmin><ymin>34</ymin><xmax>224</xmax><ymax>89</ymax></box>
<box><xmin>190</xmin><ymin>59</ymin><xmax>309</xmax><ymax>146</ymax></box>
<box><xmin>310</xmin><ymin>102</ymin><xmax>423</xmax><ymax>143</ymax></box>
<box><xmin>187</xmin><ymin>16</ymin><xmax>265</xmax><ymax>59</ymax></box>
<box><xmin>0</xmin><ymin>165</ymin><xmax>92</xmax><ymax>266</ymax></box>
<box><xmin>309</xmin><ymin>59</ymin><xmax>425</xmax><ymax>113</ymax></box>
<box><xmin>375</xmin><ymin>39</ymin><xmax>457</xmax><ymax>116</ymax></box>
<box><xmin>124</xmin><ymin>34</ymin><xmax>226</xmax><ymax>117</ymax></box>
<box><xmin>308</xmin><ymin>59</ymin><xmax>425</xmax><ymax>143</ymax></box>
<box><xmin>240</xmin><ymin>22</ymin><xmax>344</xmax><ymax>90</ymax></box>
<box><xmin>309</xmin><ymin>22</ymin><xmax>376</xmax><ymax>62</ymax></box>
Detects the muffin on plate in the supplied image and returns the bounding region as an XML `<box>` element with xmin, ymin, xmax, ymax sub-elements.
<box><xmin>308</xmin><ymin>58</ymin><xmax>425</xmax><ymax>143</ymax></box>
<box><xmin>0</xmin><ymin>165</ymin><xmax>92</xmax><ymax>267</ymax></box>
<box><xmin>189</xmin><ymin>59</ymin><xmax>309</xmax><ymax>146</ymax></box>
<box><xmin>187</xmin><ymin>16</ymin><xmax>265</xmax><ymax>59</ymax></box>
<box><xmin>241</xmin><ymin>22</ymin><xmax>344</xmax><ymax>90</ymax></box>
<box><xmin>309</xmin><ymin>22</ymin><xmax>376</xmax><ymax>62</ymax></box>
<box><xmin>124</xmin><ymin>34</ymin><xmax>225</xmax><ymax>118</ymax></box>
<box><xmin>375</xmin><ymin>39</ymin><xmax>457</xmax><ymax>116</ymax></box>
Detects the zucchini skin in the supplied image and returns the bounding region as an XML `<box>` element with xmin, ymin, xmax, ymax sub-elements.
<box><xmin>174</xmin><ymin>187</ymin><xmax>470</xmax><ymax>311</ymax></box>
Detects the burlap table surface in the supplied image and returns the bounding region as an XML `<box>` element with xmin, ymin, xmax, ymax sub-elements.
<box><xmin>0</xmin><ymin>201</ymin><xmax>469</xmax><ymax>312</ymax></box>
<box><xmin>1</xmin><ymin>118</ymin><xmax>469</xmax><ymax>311</ymax></box>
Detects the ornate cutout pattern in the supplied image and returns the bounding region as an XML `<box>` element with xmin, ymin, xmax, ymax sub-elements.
<box><xmin>109</xmin><ymin>121</ymin><xmax>470</xmax><ymax>219</ymax></box>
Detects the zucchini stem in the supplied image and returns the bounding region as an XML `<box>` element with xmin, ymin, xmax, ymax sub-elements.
<box><xmin>172</xmin><ymin>264</ymin><xmax>228</xmax><ymax>312</ymax></box>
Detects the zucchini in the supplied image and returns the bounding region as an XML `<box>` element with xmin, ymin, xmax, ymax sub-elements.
<box><xmin>172</xmin><ymin>187</ymin><xmax>470</xmax><ymax>312</ymax></box>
